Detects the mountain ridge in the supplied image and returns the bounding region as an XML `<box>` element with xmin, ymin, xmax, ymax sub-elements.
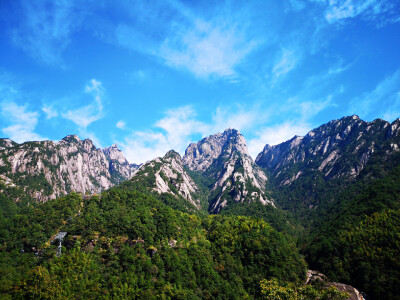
<box><xmin>0</xmin><ymin>134</ymin><xmax>138</xmax><ymax>201</ymax></box>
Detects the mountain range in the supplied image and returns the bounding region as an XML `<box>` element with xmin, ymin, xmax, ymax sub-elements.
<box><xmin>1</xmin><ymin>115</ymin><xmax>399</xmax><ymax>299</ymax></box>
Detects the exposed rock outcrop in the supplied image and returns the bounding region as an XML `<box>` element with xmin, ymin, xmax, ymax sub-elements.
<box><xmin>256</xmin><ymin>116</ymin><xmax>400</xmax><ymax>186</ymax></box>
<box><xmin>183</xmin><ymin>128</ymin><xmax>273</xmax><ymax>213</ymax></box>
<box><xmin>0</xmin><ymin>135</ymin><xmax>138</xmax><ymax>201</ymax></box>
<box><xmin>306</xmin><ymin>270</ymin><xmax>365</xmax><ymax>300</ymax></box>
<box><xmin>130</xmin><ymin>150</ymin><xmax>201</xmax><ymax>209</ymax></box>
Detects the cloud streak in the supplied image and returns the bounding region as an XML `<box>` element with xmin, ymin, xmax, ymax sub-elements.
<box><xmin>120</xmin><ymin>106</ymin><xmax>207</xmax><ymax>163</ymax></box>
<box><xmin>11</xmin><ymin>0</ymin><xmax>81</xmax><ymax>65</ymax></box>
<box><xmin>247</xmin><ymin>122</ymin><xmax>311</xmax><ymax>158</ymax></box>
<box><xmin>62</xmin><ymin>79</ymin><xmax>104</xmax><ymax>129</ymax></box>
<box><xmin>1</xmin><ymin>102</ymin><xmax>45</xmax><ymax>142</ymax></box>
<box><xmin>272</xmin><ymin>48</ymin><xmax>300</xmax><ymax>79</ymax></box>
<box><xmin>321</xmin><ymin>0</ymin><xmax>400</xmax><ymax>25</ymax></box>
<box><xmin>115</xmin><ymin>1</ymin><xmax>266</xmax><ymax>79</ymax></box>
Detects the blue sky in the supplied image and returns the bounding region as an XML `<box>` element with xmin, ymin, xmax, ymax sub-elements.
<box><xmin>0</xmin><ymin>0</ymin><xmax>400</xmax><ymax>163</ymax></box>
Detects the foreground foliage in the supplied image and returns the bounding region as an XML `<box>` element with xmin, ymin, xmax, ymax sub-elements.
<box><xmin>0</xmin><ymin>188</ymin><xmax>306</xmax><ymax>299</ymax></box>
<box><xmin>302</xmin><ymin>165</ymin><xmax>400</xmax><ymax>299</ymax></box>
<box><xmin>260</xmin><ymin>278</ymin><xmax>348</xmax><ymax>300</ymax></box>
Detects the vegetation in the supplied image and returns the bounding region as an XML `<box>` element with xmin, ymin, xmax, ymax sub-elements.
<box><xmin>0</xmin><ymin>188</ymin><xmax>306</xmax><ymax>299</ymax></box>
<box><xmin>259</xmin><ymin>278</ymin><xmax>349</xmax><ymax>300</ymax></box>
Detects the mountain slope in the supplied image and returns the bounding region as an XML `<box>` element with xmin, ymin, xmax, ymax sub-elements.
<box><xmin>125</xmin><ymin>150</ymin><xmax>202</xmax><ymax>212</ymax></box>
<box><xmin>255</xmin><ymin>116</ymin><xmax>400</xmax><ymax>214</ymax></box>
<box><xmin>256</xmin><ymin>115</ymin><xmax>400</xmax><ymax>185</ymax></box>
<box><xmin>0</xmin><ymin>188</ymin><xmax>306</xmax><ymax>299</ymax></box>
<box><xmin>0</xmin><ymin>135</ymin><xmax>138</xmax><ymax>202</ymax></box>
<box><xmin>183</xmin><ymin>128</ymin><xmax>273</xmax><ymax>213</ymax></box>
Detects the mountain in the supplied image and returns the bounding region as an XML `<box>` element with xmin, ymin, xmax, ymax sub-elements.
<box><xmin>126</xmin><ymin>129</ymin><xmax>274</xmax><ymax>214</ymax></box>
<box><xmin>254</xmin><ymin>115</ymin><xmax>400</xmax><ymax>299</ymax></box>
<box><xmin>0</xmin><ymin>135</ymin><xmax>138</xmax><ymax>202</ymax></box>
<box><xmin>183</xmin><ymin>128</ymin><xmax>274</xmax><ymax>213</ymax></box>
<box><xmin>256</xmin><ymin>115</ymin><xmax>400</xmax><ymax>185</ymax></box>
<box><xmin>103</xmin><ymin>144</ymin><xmax>139</xmax><ymax>180</ymax></box>
<box><xmin>2</xmin><ymin>116</ymin><xmax>399</xmax><ymax>299</ymax></box>
<box><xmin>255</xmin><ymin>115</ymin><xmax>400</xmax><ymax>213</ymax></box>
<box><xmin>127</xmin><ymin>150</ymin><xmax>201</xmax><ymax>211</ymax></box>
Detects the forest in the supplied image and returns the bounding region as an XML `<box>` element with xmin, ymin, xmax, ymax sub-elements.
<box><xmin>1</xmin><ymin>152</ymin><xmax>400</xmax><ymax>299</ymax></box>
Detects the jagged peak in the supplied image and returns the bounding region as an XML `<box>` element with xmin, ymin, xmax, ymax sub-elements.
<box><xmin>164</xmin><ymin>150</ymin><xmax>181</xmax><ymax>160</ymax></box>
<box><xmin>61</xmin><ymin>134</ymin><xmax>82</xmax><ymax>143</ymax></box>
<box><xmin>223</xmin><ymin>128</ymin><xmax>240</xmax><ymax>135</ymax></box>
<box><xmin>103</xmin><ymin>144</ymin><xmax>122</xmax><ymax>152</ymax></box>
<box><xmin>0</xmin><ymin>138</ymin><xmax>17</xmax><ymax>148</ymax></box>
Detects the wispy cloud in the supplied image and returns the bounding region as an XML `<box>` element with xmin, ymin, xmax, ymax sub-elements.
<box><xmin>115</xmin><ymin>1</ymin><xmax>266</xmax><ymax>79</ymax></box>
<box><xmin>246</xmin><ymin>95</ymin><xmax>335</xmax><ymax>158</ymax></box>
<box><xmin>159</xmin><ymin>19</ymin><xmax>259</xmax><ymax>78</ymax></box>
<box><xmin>42</xmin><ymin>104</ymin><xmax>58</xmax><ymax>119</ymax></box>
<box><xmin>59</xmin><ymin>79</ymin><xmax>105</xmax><ymax>148</ymax></box>
<box><xmin>120</xmin><ymin>106</ymin><xmax>207</xmax><ymax>163</ymax></box>
<box><xmin>272</xmin><ymin>48</ymin><xmax>300</xmax><ymax>79</ymax></box>
<box><xmin>116</xmin><ymin>121</ymin><xmax>126</xmax><ymax>130</ymax></box>
<box><xmin>1</xmin><ymin>102</ymin><xmax>45</xmax><ymax>142</ymax></box>
<box><xmin>322</xmin><ymin>0</ymin><xmax>399</xmax><ymax>25</ymax></box>
<box><xmin>210</xmin><ymin>106</ymin><xmax>263</xmax><ymax>133</ymax></box>
<box><xmin>62</xmin><ymin>79</ymin><xmax>104</xmax><ymax>129</ymax></box>
<box><xmin>348</xmin><ymin>69</ymin><xmax>400</xmax><ymax>121</ymax></box>
<box><xmin>247</xmin><ymin>122</ymin><xmax>311</xmax><ymax>158</ymax></box>
<box><xmin>11</xmin><ymin>0</ymin><xmax>81</xmax><ymax>65</ymax></box>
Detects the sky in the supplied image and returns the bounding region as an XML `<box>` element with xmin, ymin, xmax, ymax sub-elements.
<box><xmin>0</xmin><ymin>0</ymin><xmax>400</xmax><ymax>164</ymax></box>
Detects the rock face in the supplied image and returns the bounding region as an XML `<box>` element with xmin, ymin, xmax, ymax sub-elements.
<box><xmin>256</xmin><ymin>116</ymin><xmax>400</xmax><ymax>186</ymax></box>
<box><xmin>130</xmin><ymin>150</ymin><xmax>201</xmax><ymax>209</ymax></box>
<box><xmin>183</xmin><ymin>129</ymin><xmax>273</xmax><ymax>213</ymax></box>
<box><xmin>0</xmin><ymin>135</ymin><xmax>138</xmax><ymax>201</ymax></box>
<box><xmin>102</xmin><ymin>144</ymin><xmax>139</xmax><ymax>180</ymax></box>
<box><xmin>306</xmin><ymin>270</ymin><xmax>365</xmax><ymax>300</ymax></box>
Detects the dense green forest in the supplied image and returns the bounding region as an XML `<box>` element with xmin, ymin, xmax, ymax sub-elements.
<box><xmin>1</xmin><ymin>147</ymin><xmax>400</xmax><ymax>299</ymax></box>
<box><xmin>0</xmin><ymin>186</ymin><xmax>310</xmax><ymax>299</ymax></box>
<box><xmin>302</xmin><ymin>165</ymin><xmax>400</xmax><ymax>299</ymax></box>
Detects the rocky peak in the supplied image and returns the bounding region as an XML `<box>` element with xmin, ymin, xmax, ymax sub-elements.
<box><xmin>0</xmin><ymin>136</ymin><xmax>138</xmax><ymax>202</ymax></box>
<box><xmin>183</xmin><ymin>128</ymin><xmax>249</xmax><ymax>172</ymax></box>
<box><xmin>256</xmin><ymin>115</ymin><xmax>400</xmax><ymax>186</ymax></box>
<box><xmin>0</xmin><ymin>138</ymin><xmax>17</xmax><ymax>149</ymax></box>
<box><xmin>61</xmin><ymin>134</ymin><xmax>81</xmax><ymax>144</ymax></box>
<box><xmin>131</xmin><ymin>150</ymin><xmax>200</xmax><ymax>209</ymax></box>
<box><xmin>103</xmin><ymin>144</ymin><xmax>128</xmax><ymax>164</ymax></box>
<box><xmin>183</xmin><ymin>129</ymin><xmax>274</xmax><ymax>213</ymax></box>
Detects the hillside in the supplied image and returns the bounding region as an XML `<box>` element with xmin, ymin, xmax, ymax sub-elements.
<box><xmin>0</xmin><ymin>135</ymin><xmax>138</xmax><ymax>202</ymax></box>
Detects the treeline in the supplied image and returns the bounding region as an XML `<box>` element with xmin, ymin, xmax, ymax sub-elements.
<box><xmin>0</xmin><ymin>188</ymin><xmax>307</xmax><ymax>299</ymax></box>
<box><xmin>302</xmin><ymin>165</ymin><xmax>400</xmax><ymax>299</ymax></box>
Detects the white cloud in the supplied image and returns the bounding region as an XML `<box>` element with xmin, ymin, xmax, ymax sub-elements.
<box><xmin>11</xmin><ymin>0</ymin><xmax>82</xmax><ymax>65</ymax></box>
<box><xmin>120</xmin><ymin>106</ymin><xmax>208</xmax><ymax>163</ymax></box>
<box><xmin>62</xmin><ymin>79</ymin><xmax>104</xmax><ymax>128</ymax></box>
<box><xmin>297</xmin><ymin>95</ymin><xmax>336</xmax><ymax>118</ymax></box>
<box><xmin>210</xmin><ymin>106</ymin><xmax>262</xmax><ymax>133</ymax></box>
<box><xmin>116</xmin><ymin>120</ymin><xmax>126</xmax><ymax>129</ymax></box>
<box><xmin>119</xmin><ymin>104</ymin><xmax>267</xmax><ymax>163</ymax></box>
<box><xmin>1</xmin><ymin>102</ymin><xmax>45</xmax><ymax>142</ymax></box>
<box><xmin>247</xmin><ymin>122</ymin><xmax>311</xmax><ymax>158</ymax></box>
<box><xmin>272</xmin><ymin>48</ymin><xmax>300</xmax><ymax>79</ymax></box>
<box><xmin>42</xmin><ymin>104</ymin><xmax>58</xmax><ymax>119</ymax></box>
<box><xmin>160</xmin><ymin>19</ymin><xmax>259</xmax><ymax>78</ymax></box>
<box><xmin>323</xmin><ymin>0</ymin><xmax>399</xmax><ymax>24</ymax></box>
<box><xmin>115</xmin><ymin>2</ymin><xmax>265</xmax><ymax>79</ymax></box>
